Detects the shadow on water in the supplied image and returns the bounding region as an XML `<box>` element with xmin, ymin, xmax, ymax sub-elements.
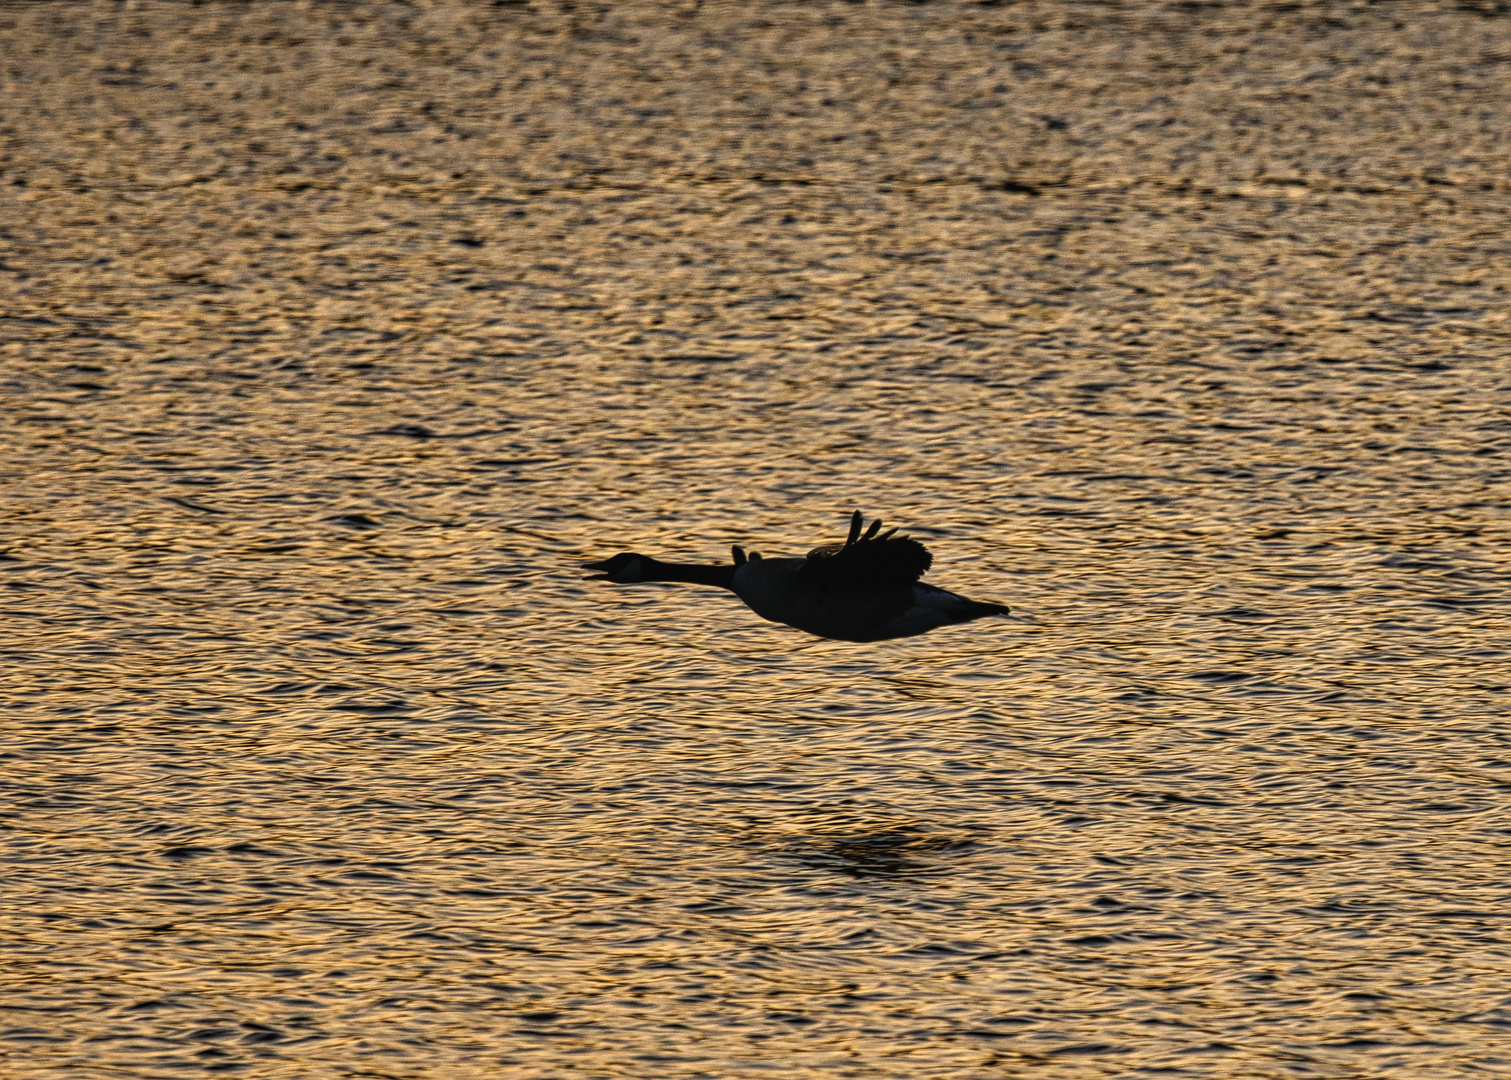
<box><xmin>766</xmin><ymin>813</ymin><xmax>985</xmax><ymax>881</ymax></box>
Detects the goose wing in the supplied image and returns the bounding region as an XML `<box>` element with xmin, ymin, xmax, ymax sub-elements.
<box><xmin>799</xmin><ymin>511</ymin><xmax>933</xmax><ymax>588</ymax></box>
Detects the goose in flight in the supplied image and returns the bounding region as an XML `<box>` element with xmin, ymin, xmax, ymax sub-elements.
<box><xmin>582</xmin><ymin>511</ymin><xmax>1010</xmax><ymax>642</ymax></box>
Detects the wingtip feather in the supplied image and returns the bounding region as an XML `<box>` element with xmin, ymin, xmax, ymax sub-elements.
<box><xmin>846</xmin><ymin>510</ymin><xmax>863</xmax><ymax>547</ymax></box>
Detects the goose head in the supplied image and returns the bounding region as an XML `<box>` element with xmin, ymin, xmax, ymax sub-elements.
<box><xmin>582</xmin><ymin>552</ymin><xmax>653</xmax><ymax>583</ymax></box>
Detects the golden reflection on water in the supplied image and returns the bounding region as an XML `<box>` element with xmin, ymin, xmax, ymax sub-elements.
<box><xmin>2</xmin><ymin>1</ymin><xmax>1510</xmax><ymax>1077</ymax></box>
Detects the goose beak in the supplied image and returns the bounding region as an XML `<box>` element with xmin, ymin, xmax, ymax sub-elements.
<box><xmin>581</xmin><ymin>559</ymin><xmax>612</xmax><ymax>580</ymax></box>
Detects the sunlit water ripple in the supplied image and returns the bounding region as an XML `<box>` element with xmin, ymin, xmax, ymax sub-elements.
<box><xmin>2</xmin><ymin>2</ymin><xmax>1509</xmax><ymax>1077</ymax></box>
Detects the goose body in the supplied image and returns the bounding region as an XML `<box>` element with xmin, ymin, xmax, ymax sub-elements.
<box><xmin>582</xmin><ymin>511</ymin><xmax>1010</xmax><ymax>642</ymax></box>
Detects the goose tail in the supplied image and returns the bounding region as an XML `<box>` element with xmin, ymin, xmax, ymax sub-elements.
<box><xmin>954</xmin><ymin>599</ymin><xmax>1012</xmax><ymax>622</ymax></box>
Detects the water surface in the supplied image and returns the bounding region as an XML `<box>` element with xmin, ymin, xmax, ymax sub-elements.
<box><xmin>2</xmin><ymin>2</ymin><xmax>1510</xmax><ymax>1076</ymax></box>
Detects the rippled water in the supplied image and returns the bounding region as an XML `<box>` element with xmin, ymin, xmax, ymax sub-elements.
<box><xmin>3</xmin><ymin>2</ymin><xmax>1510</xmax><ymax>1076</ymax></box>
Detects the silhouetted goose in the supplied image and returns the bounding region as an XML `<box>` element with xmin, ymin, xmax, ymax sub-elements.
<box><xmin>582</xmin><ymin>511</ymin><xmax>1010</xmax><ymax>642</ymax></box>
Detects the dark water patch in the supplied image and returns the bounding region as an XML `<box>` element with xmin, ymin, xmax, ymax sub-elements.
<box><xmin>326</xmin><ymin>514</ymin><xmax>381</xmax><ymax>530</ymax></box>
<box><xmin>327</xmin><ymin>700</ymin><xmax>412</xmax><ymax>714</ymax></box>
<box><xmin>375</xmin><ymin>424</ymin><xmax>435</xmax><ymax>439</ymax></box>
<box><xmin>1205</xmin><ymin>607</ymin><xmax>1278</xmax><ymax>621</ymax></box>
<box><xmin>1188</xmin><ymin>670</ymin><xmax>1254</xmax><ymax>684</ymax></box>
<box><xmin>163</xmin><ymin>495</ymin><xmax>227</xmax><ymax>515</ymax></box>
